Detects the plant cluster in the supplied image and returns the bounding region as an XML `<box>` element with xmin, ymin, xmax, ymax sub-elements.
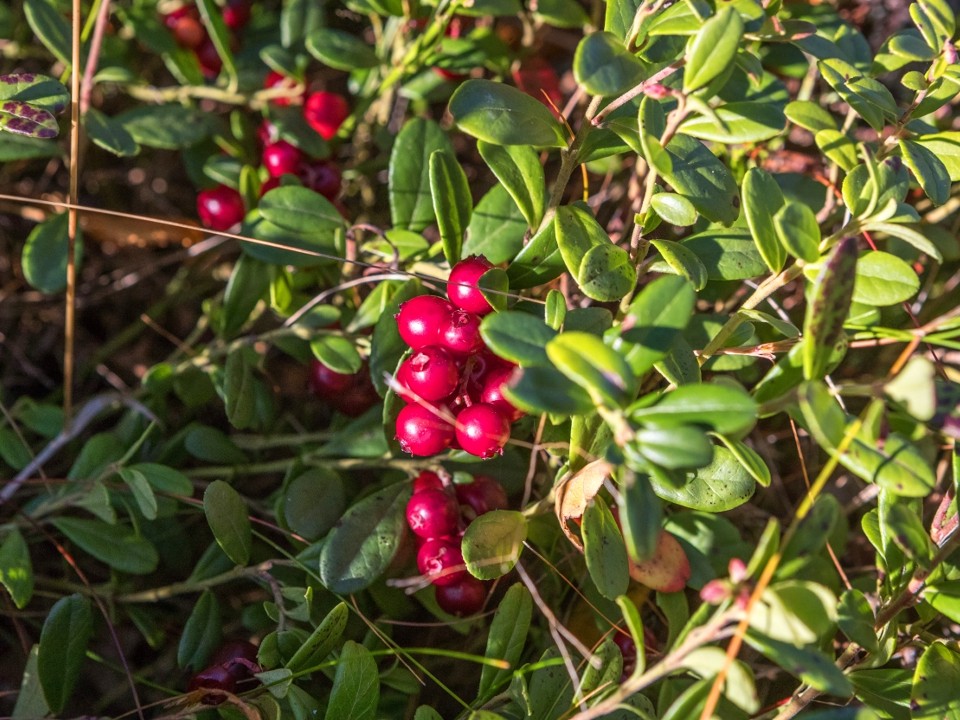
<box><xmin>2</xmin><ymin>0</ymin><xmax>960</xmax><ymax>718</ymax></box>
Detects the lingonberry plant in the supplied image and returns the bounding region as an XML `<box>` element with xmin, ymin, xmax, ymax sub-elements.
<box><xmin>2</xmin><ymin>0</ymin><xmax>960</xmax><ymax>718</ymax></box>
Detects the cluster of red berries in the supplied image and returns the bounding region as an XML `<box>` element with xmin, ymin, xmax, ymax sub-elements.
<box><xmin>308</xmin><ymin>357</ymin><xmax>379</xmax><ymax>418</ymax></box>
<box><xmin>162</xmin><ymin>0</ymin><xmax>250</xmax><ymax>79</ymax></box>
<box><xmin>393</xmin><ymin>255</ymin><xmax>522</xmax><ymax>459</ymax></box>
<box><xmin>186</xmin><ymin>640</ymin><xmax>259</xmax><ymax>705</ymax></box>
<box><xmin>406</xmin><ymin>471</ymin><xmax>507</xmax><ymax>615</ymax></box>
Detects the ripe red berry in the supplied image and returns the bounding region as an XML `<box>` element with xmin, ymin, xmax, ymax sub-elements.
<box><xmin>262</xmin><ymin>140</ymin><xmax>302</xmax><ymax>177</ymax></box>
<box><xmin>259</xmin><ymin>176</ymin><xmax>281</xmax><ymax>196</ymax></box>
<box><xmin>455</xmin><ymin>403</ymin><xmax>510</xmax><ymax>459</ymax></box>
<box><xmin>298</xmin><ymin>159</ymin><xmax>341</xmax><ymax>200</ymax></box>
<box><xmin>309</xmin><ymin>358</ymin><xmax>354</xmax><ymax>397</ymax></box>
<box><xmin>412</xmin><ymin>470</ymin><xmax>444</xmax><ymax>494</ymax></box>
<box><xmin>196</xmin><ymin>37</ymin><xmax>223</xmax><ymax>78</ymax></box>
<box><xmin>435</xmin><ymin>575</ymin><xmax>486</xmax><ymax>616</ymax></box>
<box><xmin>406</xmin><ymin>487</ymin><xmax>460</xmax><ymax>539</ymax></box>
<box><xmin>304</xmin><ymin>91</ymin><xmax>350</xmax><ymax>141</ymax></box>
<box><xmin>210</xmin><ymin>640</ymin><xmax>259</xmax><ymax>681</ymax></box>
<box><xmin>222</xmin><ymin>0</ymin><xmax>251</xmax><ymax>30</ymax></box>
<box><xmin>613</xmin><ymin>632</ymin><xmax>636</xmax><ymax>680</ymax></box>
<box><xmin>439</xmin><ymin>309</ymin><xmax>484</xmax><ymax>356</ymax></box>
<box><xmin>257</xmin><ymin>119</ymin><xmax>279</xmax><ymax>146</ymax></box>
<box><xmin>169</xmin><ymin>14</ymin><xmax>205</xmax><ymax>48</ymax></box>
<box><xmin>331</xmin><ymin>371</ymin><xmax>379</xmax><ymax>418</ymax></box>
<box><xmin>396</xmin><ymin>295</ymin><xmax>455</xmax><ymax>349</ymax></box>
<box><xmin>448</xmin><ymin>255</ymin><xmax>494</xmax><ymax>315</ymax></box>
<box><xmin>188</xmin><ymin>664</ymin><xmax>236</xmax><ymax>705</ymax></box>
<box><xmin>455</xmin><ymin>475</ymin><xmax>508</xmax><ymax>519</ymax></box>
<box><xmin>197</xmin><ymin>185</ymin><xmax>244</xmax><ymax>231</ymax></box>
<box><xmin>479</xmin><ymin>365</ymin><xmax>524</xmax><ymax>422</ymax></box>
<box><xmin>417</xmin><ymin>537</ymin><xmax>467</xmax><ymax>586</ymax></box>
<box><xmin>396</xmin><ymin>403</ymin><xmax>455</xmax><ymax>456</ymax></box>
<box><xmin>397</xmin><ymin>346</ymin><xmax>460</xmax><ymax>402</ymax></box>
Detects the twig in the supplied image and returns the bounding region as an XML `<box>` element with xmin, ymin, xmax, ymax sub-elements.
<box><xmin>590</xmin><ymin>60</ymin><xmax>685</xmax><ymax>127</ymax></box>
<box><xmin>65</xmin><ymin>0</ymin><xmax>83</xmax><ymax>422</ymax></box>
<box><xmin>79</xmin><ymin>0</ymin><xmax>112</xmax><ymax>115</ymax></box>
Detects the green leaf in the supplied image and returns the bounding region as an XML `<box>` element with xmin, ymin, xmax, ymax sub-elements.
<box><xmin>912</xmin><ymin>643</ymin><xmax>960</xmax><ymax>719</ymax></box>
<box><xmin>463</xmin><ymin>184</ymin><xmax>528</xmax><ymax>264</ymax></box>
<box><xmin>633</xmin><ymin>426</ymin><xmax>714</xmax><ymax>470</ymax></box>
<box><xmin>0</xmin><ymin>132</ymin><xmax>59</xmax><ymax>161</ymax></box>
<box><xmin>803</xmin><ymin>236</ymin><xmax>858</xmax><ymax>380</ymax></box>
<box><xmin>478</xmin><ymin>267</ymin><xmax>510</xmax><ymax>312</ymax></box>
<box><xmin>203</xmin><ymin>480</ymin><xmax>252</xmax><ymax>566</ymax></box>
<box><xmin>37</xmin><ymin>594</ymin><xmax>92</xmax><ymax>713</ymax></box>
<box><xmin>583</xmin><ymin>496</ymin><xmax>630</xmax><ymax>599</ymax></box>
<box><xmin>547</xmin><ymin>332</ymin><xmax>637</xmax><ymax>407</ymax></box>
<box><xmin>507</xmin><ymin>218</ymin><xmax>565</xmax><ymax>289</ymax></box>
<box><xmin>619</xmin><ymin>469</ymin><xmax>661</xmax><ymax>562</ymax></box>
<box><xmin>661</xmin><ymin>134</ymin><xmax>740</xmax><ymax>225</ymax></box>
<box><xmin>115</xmin><ymin>104</ymin><xmax>214</xmax><ymax>149</ymax></box>
<box><xmin>712</xmin><ymin>434</ymin><xmax>771</xmax><ymax>487</ymax></box>
<box><xmin>0</xmin><ymin>100</ymin><xmax>58</xmax><ymax>139</ymax></box>
<box><xmin>818</xmin><ymin>58</ymin><xmax>897</xmax><ymax>132</ymax></box>
<box><xmin>480</xmin><ymin>311</ymin><xmax>556</xmax><ymax>367</ymax></box>
<box><xmin>852</xmin><ymin>251</ymin><xmax>919</xmax><ymax>306</ymax></box>
<box><xmin>555</xmin><ymin>204</ymin><xmax>606</xmax><ymax>277</ymax></box>
<box><xmin>286</xmin><ymin>602</ymin><xmax>348</xmax><ymax>673</ymax></box>
<box><xmin>306</xmin><ymin>28</ymin><xmax>379</xmax><ymax>70</ymax></box>
<box><xmin>910</xmin><ymin>0</ymin><xmax>955</xmax><ymax>53</ymax></box>
<box><xmin>915</xmin><ymin>132</ymin><xmax>960</xmax><ymax>182</ymax></box>
<box><xmin>52</xmin><ymin>517</ymin><xmax>158</xmax><ymax>574</ymax></box>
<box><xmin>221</xmin><ymin>255</ymin><xmax>270</xmax><ymax>337</ymax></box>
<box><xmin>176</xmin><ymin>589</ymin><xmax>221</xmax><ymax>670</ymax></box>
<box><xmin>578</xmin><ymin>242</ymin><xmax>637</xmax><ymax>302</ymax></box>
<box><xmin>639</xmin><ymin>95</ymin><xmax>671</xmax><ymax>175</ymax></box>
<box><xmin>784</xmin><ymin>100</ymin><xmax>837</xmax><ymax>132</ymax></box>
<box><xmin>750</xmin><ymin>581</ymin><xmax>837</xmax><ymax>645</ymax></box>
<box><xmin>390</xmin><ymin>118</ymin><xmax>453</xmax><ymax>231</ymax></box>
<box><xmin>849</xmin><ymin>670</ymin><xmax>911</xmax><ymax>719</ymax></box>
<box><xmin>816</xmin><ymin>129</ymin><xmax>859</xmax><ymax>172</ymax></box>
<box><xmin>129</xmin><ymin>463</ymin><xmax>193</xmax><ymax>496</ymax></box>
<box><xmin>448</xmin><ymin>79</ymin><xmax>567</xmax><ymax>148</ymax></box>
<box><xmin>774</xmin><ymin>201</ymin><xmax>821</xmax><ymax>263</ymax></box>
<box><xmin>861</xmin><ymin>221</ymin><xmax>943</xmax><ymax>262</ymax></box>
<box><xmin>430</xmin><ymin>149</ymin><xmax>472</xmax><ymax>266</ymax></box>
<box><xmin>184</xmin><ymin>424</ymin><xmax>247</xmax><ymax>464</ymax></box>
<box><xmin>742</xmin><ymin>167</ymin><xmax>786</xmax><ymax>272</ymax></box>
<box><xmin>629</xmin><ymin>384</ymin><xmax>757</xmax><ymax>435</ymax></box>
<box><xmin>24</xmin><ymin>0</ymin><xmax>70</xmax><ymax>66</ymax></box>
<box><xmin>13</xmin><ymin>645</ymin><xmax>49</xmax><ymax>719</ymax></box>
<box><xmin>651</xmin><ymin>446</ymin><xmax>756</xmax><ymax>511</ymax></box>
<box><xmin>650</xmin><ymin>193</ymin><xmax>698</xmax><ymax>227</ymax></box>
<box><xmin>259</xmin><ymin>185</ymin><xmax>346</xmax><ymax>238</ymax></box>
<box><xmin>221</xmin><ymin>348</ymin><xmax>256</xmax><ymax>430</ymax></box>
<box><xmin>324</xmin><ymin>641</ymin><xmax>380</xmax><ymax>720</ymax></box>
<box><xmin>196</xmin><ymin>0</ymin><xmax>237</xmax><ymax>84</ymax></box>
<box><xmin>681</xmin><ymin>647</ymin><xmax>760</xmax><ymax>714</ymax></box>
<box><xmin>118</xmin><ymin>467</ymin><xmax>158</xmax><ymax>520</ymax></box>
<box><xmin>605</xmin><ymin>0</ymin><xmax>642</xmax><ymax>39</ymax></box>
<box><xmin>504</xmin><ymin>365</ymin><xmax>594</xmax><ymax>415</ymax></box>
<box><xmin>573</xmin><ymin>31</ymin><xmax>645</xmax><ymax>96</ymax></box>
<box><xmin>22</xmin><ymin>212</ymin><xmax>81</xmax><ymax>294</ymax></box>
<box><xmin>899</xmin><ymin>138</ymin><xmax>950</xmax><ymax>205</ymax></box>
<box><xmin>650</xmin><ymin>239</ymin><xmax>707</xmax><ymax>291</ymax></box>
<box><xmin>477</xmin><ymin>141</ymin><xmax>546</xmax><ymax>229</ymax></box>
<box><xmin>283</xmin><ymin>468</ymin><xmax>345</xmax><ymax>541</ymax></box>
<box><xmin>684</xmin><ymin>7</ymin><xmax>744</xmax><ymax>93</ymax></box>
<box><xmin>745</xmin><ymin>630</ymin><xmax>852</xmax><ymax>696</ymax></box>
<box><xmin>478</xmin><ymin>584</ymin><xmax>532</xmax><ymax>699</ymax></box>
<box><xmin>679</xmin><ymin>101</ymin><xmax>786</xmax><ymax>143</ymax></box>
<box><xmin>837</xmin><ymin>589</ymin><xmax>879</xmax><ymax>654</ymax></box>
<box><xmin>0</xmin><ymin>529</ymin><xmax>33</xmax><ymax>609</ymax></box>
<box><xmin>319</xmin><ymin>481</ymin><xmax>411</xmax><ymax>593</ymax></box>
<box><xmin>534</xmin><ymin>0</ymin><xmax>590</xmax><ymax>28</ymax></box>
<box><xmin>462</xmin><ymin>510</ymin><xmax>527</xmax><ymax>580</ymax></box>
<box><xmin>311</xmin><ymin>335</ymin><xmax>362</xmax><ymax>375</ymax></box>
<box><xmin>615</xmin><ymin>275</ymin><xmax>696</xmax><ymax>377</ymax></box>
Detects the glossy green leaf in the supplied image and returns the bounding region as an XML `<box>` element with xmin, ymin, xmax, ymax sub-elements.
<box><xmin>311</xmin><ymin>335</ymin><xmax>362</xmax><ymax>375</ymax></box>
<box><xmin>503</xmin><ymin>365</ymin><xmax>594</xmax><ymax>415</ymax></box>
<box><xmin>52</xmin><ymin>517</ymin><xmax>158</xmax><ymax>574</ymax></box>
<box><xmin>650</xmin><ymin>193</ymin><xmax>697</xmax><ymax>227</ymax></box>
<box><xmin>462</xmin><ymin>510</ymin><xmax>527</xmax><ymax>580</ymax></box>
<box><xmin>448</xmin><ymin>79</ymin><xmax>567</xmax><ymax>148</ymax></box>
<box><xmin>712</xmin><ymin>434</ymin><xmax>771</xmax><ymax>487</ymax></box>
<box><xmin>547</xmin><ymin>332</ymin><xmax>637</xmax><ymax>407</ymax></box>
<box><xmin>615</xmin><ymin>275</ymin><xmax>696</xmax><ymax>377</ymax></box>
<box><xmin>23</xmin><ymin>0</ymin><xmax>70</xmax><ymax>66</ymax></box>
<box><xmin>619</xmin><ymin>470</ymin><xmax>661</xmax><ymax>562</ymax></box>
<box><xmin>545</xmin><ymin>290</ymin><xmax>566</xmax><ymax>331</ymax></box>
<box><xmin>478</xmin><ymin>584</ymin><xmax>532</xmax><ymax>698</ymax></box>
<box><xmin>115</xmin><ymin>104</ymin><xmax>214</xmax><ymax>149</ymax></box>
<box><xmin>22</xmin><ymin>212</ymin><xmax>81</xmax><ymax>294</ymax></box>
<box><xmin>915</xmin><ymin>132</ymin><xmax>960</xmax><ymax>181</ymax></box>
<box><xmin>604</xmin><ymin>0</ymin><xmax>642</xmax><ymax>39</ymax></box>
<box><xmin>12</xmin><ymin>645</ymin><xmax>49</xmax><ymax>719</ymax></box>
<box><xmin>818</xmin><ymin>59</ymin><xmax>897</xmax><ymax>132</ymax></box>
<box><xmin>650</xmin><ymin>239</ymin><xmax>707</xmax><ymax>291</ymax></box>
<box><xmin>177</xmin><ymin>589</ymin><xmax>221</xmax><ymax>670</ymax></box>
<box><xmin>803</xmin><ymin>236</ymin><xmax>857</xmax><ymax>380</ymax></box>
<box><xmin>389</xmin><ymin>118</ymin><xmax>453</xmax><ymax>231</ymax></box>
<box><xmin>0</xmin><ymin>72</ymin><xmax>69</xmax><ymax>114</ymax></box>
<box><xmin>684</xmin><ymin>7</ymin><xmax>744</xmax><ymax>93</ymax></box>
<box><xmin>319</xmin><ymin>481</ymin><xmax>411</xmax><ymax>593</ymax></box>
<box><xmin>203</xmin><ymin>480</ymin><xmax>252</xmax><ymax>566</ymax></box>
<box><xmin>861</xmin><ymin>221</ymin><xmax>943</xmax><ymax>261</ymax></box>
<box><xmin>634</xmin><ymin>426</ymin><xmax>714</xmax><ymax>470</ymax></box>
<box><xmin>534</xmin><ymin>0</ymin><xmax>589</xmax><ymax>27</ymax></box>
<box><xmin>243</xmin><ymin>214</ymin><xmax>340</xmax><ymax>267</ymax></box>
<box><xmin>324</xmin><ymin>641</ymin><xmax>379</xmax><ymax>720</ymax></box>
<box><xmin>129</xmin><ymin>463</ymin><xmax>192</xmax><ymax>496</ymax></box>
<box><xmin>680</xmin><ymin>101</ymin><xmax>786</xmax><ymax>143</ymax></box>
<box><xmin>463</xmin><ymin>184</ymin><xmax>527</xmax><ymax>264</ymax></box>
<box><xmin>899</xmin><ymin>138</ymin><xmax>950</xmax><ymax>206</ymax></box>
<box><xmin>573</xmin><ymin>31</ymin><xmax>645</xmax><ymax>96</ymax></box>
<box><xmin>578</xmin><ymin>242</ymin><xmax>637</xmax><ymax>302</ymax></box>
<box><xmin>306</xmin><ymin>28</ymin><xmax>379</xmax><ymax>70</ymax></box>
<box><xmin>750</xmin><ymin>581</ymin><xmax>837</xmax><ymax>644</ymax></box>
<box><xmin>661</xmin><ymin>134</ymin><xmax>740</xmax><ymax>225</ymax></box>
<box><xmin>745</xmin><ymin>630</ymin><xmax>852</xmax><ymax>696</ymax></box>
<box><xmin>910</xmin><ymin>0</ymin><xmax>955</xmax><ymax>53</ymax></box>
<box><xmin>852</xmin><ymin>251</ymin><xmax>919</xmax><ymax>306</ymax></box>
<box><xmin>184</xmin><ymin>424</ymin><xmax>247</xmax><ymax>464</ymax></box>
<box><xmin>742</xmin><ymin>168</ymin><xmax>786</xmax><ymax>272</ymax></box>
<box><xmin>912</xmin><ymin>643</ymin><xmax>960</xmax><ymax>719</ymax></box>
<box><xmin>0</xmin><ymin>132</ymin><xmax>59</xmax><ymax>161</ymax></box>
<box><xmin>430</xmin><ymin>149</ymin><xmax>472</xmax><ymax>266</ymax></box>
<box><xmin>480</xmin><ymin>311</ymin><xmax>556</xmax><ymax>366</ymax></box>
<box><xmin>283</xmin><ymin>468</ymin><xmax>345</xmax><ymax>541</ymax></box>
<box><xmin>583</xmin><ymin>496</ymin><xmax>630</xmax><ymax>599</ymax></box>
<box><xmin>118</xmin><ymin>467</ymin><xmax>158</xmax><ymax>520</ymax></box>
<box><xmin>849</xmin><ymin>669</ymin><xmax>911</xmax><ymax>719</ymax></box>
<box><xmin>259</xmin><ymin>185</ymin><xmax>346</xmax><ymax>238</ymax></box>
<box><xmin>774</xmin><ymin>201</ymin><xmax>821</xmax><ymax>263</ymax></box>
<box><xmin>681</xmin><ymin>647</ymin><xmax>759</xmax><ymax>713</ymax></box>
<box><xmin>221</xmin><ymin>255</ymin><xmax>270</xmax><ymax>337</ymax></box>
<box><xmin>629</xmin><ymin>384</ymin><xmax>757</xmax><ymax>435</ymax></box>
<box><xmin>37</xmin><ymin>594</ymin><xmax>92</xmax><ymax>713</ymax></box>
<box><xmin>477</xmin><ymin>141</ymin><xmax>546</xmax><ymax>229</ymax></box>
<box><xmin>784</xmin><ymin>100</ymin><xmax>837</xmax><ymax>132</ymax></box>
<box><xmin>222</xmin><ymin>348</ymin><xmax>257</xmax><ymax>430</ymax></box>
<box><xmin>651</xmin><ymin>446</ymin><xmax>756</xmax><ymax>511</ymax></box>
<box><xmin>816</xmin><ymin>129</ymin><xmax>859</xmax><ymax>172</ymax></box>
<box><xmin>639</xmin><ymin>95</ymin><xmax>672</xmax><ymax>175</ymax></box>
<box><xmin>0</xmin><ymin>529</ymin><xmax>33</xmax><ymax>609</ymax></box>
<box><xmin>555</xmin><ymin>204</ymin><xmax>607</xmax><ymax>277</ymax></box>
<box><xmin>286</xmin><ymin>602</ymin><xmax>348</xmax><ymax>673</ymax></box>
<box><xmin>837</xmin><ymin>589</ymin><xmax>878</xmax><ymax>653</ymax></box>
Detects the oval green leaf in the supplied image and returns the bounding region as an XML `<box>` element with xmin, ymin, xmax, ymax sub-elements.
<box><xmin>449</xmin><ymin>79</ymin><xmax>567</xmax><ymax>148</ymax></box>
<box><xmin>462</xmin><ymin>510</ymin><xmax>527</xmax><ymax>580</ymax></box>
<box><xmin>38</xmin><ymin>594</ymin><xmax>92</xmax><ymax>713</ymax></box>
<box><xmin>203</xmin><ymin>480</ymin><xmax>252</xmax><ymax>566</ymax></box>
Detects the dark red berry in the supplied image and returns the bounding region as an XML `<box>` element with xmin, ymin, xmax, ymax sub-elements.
<box><xmin>396</xmin><ymin>295</ymin><xmax>455</xmax><ymax>349</ymax></box>
<box><xmin>479</xmin><ymin>365</ymin><xmax>524</xmax><ymax>422</ymax></box>
<box><xmin>448</xmin><ymin>255</ymin><xmax>494</xmax><ymax>315</ymax></box>
<box><xmin>299</xmin><ymin>159</ymin><xmax>342</xmax><ymax>200</ymax></box>
<box><xmin>304</xmin><ymin>91</ymin><xmax>349</xmax><ymax>141</ymax></box>
<box><xmin>196</xmin><ymin>37</ymin><xmax>222</xmax><ymax>78</ymax></box>
<box><xmin>439</xmin><ymin>309</ymin><xmax>484</xmax><ymax>356</ymax></box>
<box><xmin>455</xmin><ymin>403</ymin><xmax>510</xmax><ymax>459</ymax></box>
<box><xmin>309</xmin><ymin>358</ymin><xmax>354</xmax><ymax>397</ymax></box>
<box><xmin>210</xmin><ymin>640</ymin><xmax>259</xmax><ymax>681</ymax></box>
<box><xmin>188</xmin><ymin>664</ymin><xmax>236</xmax><ymax>705</ymax></box>
<box><xmin>222</xmin><ymin>0</ymin><xmax>251</xmax><ymax>30</ymax></box>
<box><xmin>417</xmin><ymin>537</ymin><xmax>467</xmax><ymax>586</ymax></box>
<box><xmin>397</xmin><ymin>346</ymin><xmax>460</xmax><ymax>402</ymax></box>
<box><xmin>396</xmin><ymin>403</ymin><xmax>455</xmax><ymax>456</ymax></box>
<box><xmin>262</xmin><ymin>140</ymin><xmax>302</xmax><ymax>177</ymax></box>
<box><xmin>163</xmin><ymin>4</ymin><xmax>199</xmax><ymax>28</ymax></box>
<box><xmin>412</xmin><ymin>470</ymin><xmax>444</xmax><ymax>494</ymax></box>
<box><xmin>330</xmin><ymin>371</ymin><xmax>378</xmax><ymax>417</ymax></box>
<box><xmin>259</xmin><ymin>176</ymin><xmax>281</xmax><ymax>196</ymax></box>
<box><xmin>455</xmin><ymin>475</ymin><xmax>508</xmax><ymax>519</ymax></box>
<box><xmin>435</xmin><ymin>575</ymin><xmax>486</xmax><ymax>616</ymax></box>
<box><xmin>613</xmin><ymin>632</ymin><xmax>636</xmax><ymax>680</ymax></box>
<box><xmin>263</xmin><ymin>71</ymin><xmax>302</xmax><ymax>107</ymax></box>
<box><xmin>197</xmin><ymin>185</ymin><xmax>244</xmax><ymax>231</ymax></box>
<box><xmin>406</xmin><ymin>488</ymin><xmax>460</xmax><ymax>539</ymax></box>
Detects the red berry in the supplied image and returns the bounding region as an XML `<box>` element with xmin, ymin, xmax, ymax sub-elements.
<box><xmin>163</xmin><ymin>4</ymin><xmax>198</xmax><ymax>28</ymax></box>
<box><xmin>188</xmin><ymin>665</ymin><xmax>236</xmax><ymax>705</ymax></box>
<box><xmin>304</xmin><ymin>91</ymin><xmax>349</xmax><ymax>141</ymax></box>
<box><xmin>197</xmin><ymin>185</ymin><xmax>244</xmax><ymax>231</ymax></box>
<box><xmin>396</xmin><ymin>403</ymin><xmax>455</xmax><ymax>456</ymax></box>
<box><xmin>169</xmin><ymin>15</ymin><xmax>205</xmax><ymax>48</ymax></box>
<box><xmin>330</xmin><ymin>370</ymin><xmax>378</xmax><ymax>417</ymax></box>
<box><xmin>263</xmin><ymin>71</ymin><xmax>302</xmax><ymax>107</ymax></box>
<box><xmin>257</xmin><ymin>119</ymin><xmax>279</xmax><ymax>146</ymax></box>
<box><xmin>434</xmin><ymin>67</ymin><xmax>468</xmax><ymax>82</ymax></box>
<box><xmin>613</xmin><ymin>632</ymin><xmax>636</xmax><ymax>680</ymax></box>
<box><xmin>479</xmin><ymin>365</ymin><xmax>524</xmax><ymax>422</ymax></box>
<box><xmin>455</xmin><ymin>475</ymin><xmax>508</xmax><ymax>519</ymax></box>
<box><xmin>309</xmin><ymin>358</ymin><xmax>354</xmax><ymax>397</ymax></box>
<box><xmin>397</xmin><ymin>346</ymin><xmax>460</xmax><ymax>402</ymax></box>
<box><xmin>435</xmin><ymin>575</ymin><xmax>486</xmax><ymax>616</ymax></box>
<box><xmin>448</xmin><ymin>255</ymin><xmax>494</xmax><ymax>315</ymax></box>
<box><xmin>396</xmin><ymin>295</ymin><xmax>455</xmax><ymax>349</ymax></box>
<box><xmin>456</xmin><ymin>403</ymin><xmax>510</xmax><ymax>459</ymax></box>
<box><xmin>210</xmin><ymin>640</ymin><xmax>259</xmax><ymax>681</ymax></box>
<box><xmin>299</xmin><ymin>159</ymin><xmax>342</xmax><ymax>200</ymax></box>
<box><xmin>222</xmin><ymin>0</ymin><xmax>251</xmax><ymax>30</ymax></box>
<box><xmin>259</xmin><ymin>176</ymin><xmax>281</xmax><ymax>196</ymax></box>
<box><xmin>406</xmin><ymin>487</ymin><xmax>460</xmax><ymax>539</ymax></box>
<box><xmin>196</xmin><ymin>37</ymin><xmax>222</xmax><ymax>78</ymax></box>
<box><xmin>439</xmin><ymin>309</ymin><xmax>484</xmax><ymax>356</ymax></box>
<box><xmin>412</xmin><ymin>470</ymin><xmax>444</xmax><ymax>494</ymax></box>
<box><xmin>512</xmin><ymin>57</ymin><xmax>564</xmax><ymax>119</ymax></box>
<box><xmin>262</xmin><ymin>140</ymin><xmax>302</xmax><ymax>177</ymax></box>
<box><xmin>417</xmin><ymin>537</ymin><xmax>467</xmax><ymax>586</ymax></box>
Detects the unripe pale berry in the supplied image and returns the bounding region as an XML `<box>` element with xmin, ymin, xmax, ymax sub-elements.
<box><xmin>395</xmin><ymin>403</ymin><xmax>455</xmax><ymax>456</ymax></box>
<box><xmin>396</xmin><ymin>295</ymin><xmax>455</xmax><ymax>349</ymax></box>
<box><xmin>448</xmin><ymin>255</ymin><xmax>494</xmax><ymax>315</ymax></box>
<box><xmin>455</xmin><ymin>403</ymin><xmax>510</xmax><ymax>459</ymax></box>
<box><xmin>406</xmin><ymin>487</ymin><xmax>459</xmax><ymax>539</ymax></box>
